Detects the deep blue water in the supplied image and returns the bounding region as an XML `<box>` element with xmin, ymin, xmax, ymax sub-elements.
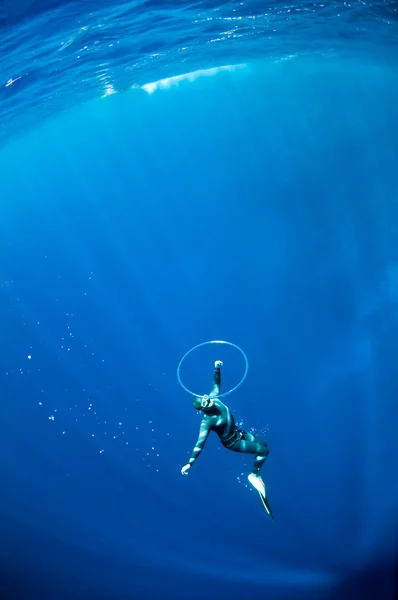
<box><xmin>1</xmin><ymin>1</ymin><xmax>398</xmax><ymax>599</ymax></box>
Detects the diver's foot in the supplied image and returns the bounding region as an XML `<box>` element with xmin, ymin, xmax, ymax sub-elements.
<box><xmin>248</xmin><ymin>473</ymin><xmax>266</xmax><ymax>498</ymax></box>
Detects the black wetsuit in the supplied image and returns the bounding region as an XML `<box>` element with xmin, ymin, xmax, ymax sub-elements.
<box><xmin>188</xmin><ymin>366</ymin><xmax>269</xmax><ymax>475</ymax></box>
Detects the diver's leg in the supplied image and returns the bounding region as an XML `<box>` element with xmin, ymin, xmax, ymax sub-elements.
<box><xmin>209</xmin><ymin>362</ymin><xmax>221</xmax><ymax>397</ymax></box>
<box><xmin>230</xmin><ymin>432</ymin><xmax>273</xmax><ymax>519</ymax></box>
<box><xmin>230</xmin><ymin>431</ymin><xmax>269</xmax><ymax>470</ymax></box>
<box><xmin>251</xmin><ymin>447</ymin><xmax>269</xmax><ymax>475</ymax></box>
<box><xmin>247</xmin><ymin>436</ymin><xmax>269</xmax><ymax>497</ymax></box>
<box><xmin>230</xmin><ymin>433</ymin><xmax>269</xmax><ymax>495</ymax></box>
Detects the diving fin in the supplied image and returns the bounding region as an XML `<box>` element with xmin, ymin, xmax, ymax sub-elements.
<box><xmin>248</xmin><ymin>473</ymin><xmax>274</xmax><ymax>520</ymax></box>
<box><xmin>258</xmin><ymin>491</ymin><xmax>275</xmax><ymax>521</ymax></box>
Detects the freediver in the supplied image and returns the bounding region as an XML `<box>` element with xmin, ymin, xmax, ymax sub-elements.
<box><xmin>181</xmin><ymin>360</ymin><xmax>274</xmax><ymax>519</ymax></box>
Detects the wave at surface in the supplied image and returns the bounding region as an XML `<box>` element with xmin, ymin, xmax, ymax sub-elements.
<box><xmin>0</xmin><ymin>0</ymin><xmax>397</xmax><ymax>145</ymax></box>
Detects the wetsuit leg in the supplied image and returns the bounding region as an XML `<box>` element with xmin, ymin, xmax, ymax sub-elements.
<box><xmin>229</xmin><ymin>431</ymin><xmax>269</xmax><ymax>475</ymax></box>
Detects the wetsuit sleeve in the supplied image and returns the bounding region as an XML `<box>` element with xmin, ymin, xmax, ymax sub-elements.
<box><xmin>188</xmin><ymin>417</ymin><xmax>211</xmax><ymax>466</ymax></box>
<box><xmin>209</xmin><ymin>365</ymin><xmax>221</xmax><ymax>397</ymax></box>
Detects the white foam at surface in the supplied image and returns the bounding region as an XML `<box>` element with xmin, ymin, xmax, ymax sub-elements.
<box><xmin>141</xmin><ymin>64</ymin><xmax>246</xmax><ymax>94</ymax></box>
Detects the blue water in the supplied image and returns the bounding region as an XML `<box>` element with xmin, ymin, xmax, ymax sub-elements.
<box><xmin>1</xmin><ymin>1</ymin><xmax>398</xmax><ymax>599</ymax></box>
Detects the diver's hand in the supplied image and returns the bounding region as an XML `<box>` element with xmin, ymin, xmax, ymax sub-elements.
<box><xmin>215</xmin><ymin>360</ymin><xmax>223</xmax><ymax>369</ymax></box>
<box><xmin>181</xmin><ymin>464</ymin><xmax>191</xmax><ymax>475</ymax></box>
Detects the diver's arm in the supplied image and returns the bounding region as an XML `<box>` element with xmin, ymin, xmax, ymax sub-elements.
<box><xmin>181</xmin><ymin>418</ymin><xmax>211</xmax><ymax>474</ymax></box>
<box><xmin>209</xmin><ymin>360</ymin><xmax>223</xmax><ymax>397</ymax></box>
<box><xmin>189</xmin><ymin>417</ymin><xmax>211</xmax><ymax>464</ymax></box>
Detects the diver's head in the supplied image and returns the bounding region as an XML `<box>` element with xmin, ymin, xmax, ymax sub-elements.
<box><xmin>193</xmin><ymin>394</ymin><xmax>214</xmax><ymax>411</ymax></box>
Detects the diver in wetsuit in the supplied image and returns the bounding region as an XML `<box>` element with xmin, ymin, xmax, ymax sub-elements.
<box><xmin>181</xmin><ymin>360</ymin><xmax>274</xmax><ymax>519</ymax></box>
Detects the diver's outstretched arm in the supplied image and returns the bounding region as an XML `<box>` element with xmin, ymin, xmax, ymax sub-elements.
<box><xmin>181</xmin><ymin>417</ymin><xmax>211</xmax><ymax>475</ymax></box>
<box><xmin>209</xmin><ymin>360</ymin><xmax>222</xmax><ymax>397</ymax></box>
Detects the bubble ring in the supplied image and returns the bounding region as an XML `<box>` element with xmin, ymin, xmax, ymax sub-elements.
<box><xmin>177</xmin><ymin>340</ymin><xmax>249</xmax><ymax>398</ymax></box>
